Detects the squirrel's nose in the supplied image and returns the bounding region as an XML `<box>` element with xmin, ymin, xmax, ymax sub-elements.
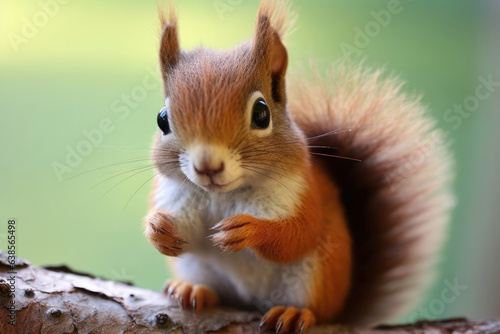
<box><xmin>194</xmin><ymin>161</ymin><xmax>224</xmax><ymax>177</ymax></box>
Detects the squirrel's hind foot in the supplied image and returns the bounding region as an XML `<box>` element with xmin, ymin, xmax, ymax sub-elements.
<box><xmin>260</xmin><ymin>306</ymin><xmax>316</xmax><ymax>334</ymax></box>
<box><xmin>164</xmin><ymin>279</ymin><xmax>219</xmax><ymax>312</ymax></box>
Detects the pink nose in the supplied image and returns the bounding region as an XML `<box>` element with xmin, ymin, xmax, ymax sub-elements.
<box><xmin>194</xmin><ymin>162</ymin><xmax>224</xmax><ymax>177</ymax></box>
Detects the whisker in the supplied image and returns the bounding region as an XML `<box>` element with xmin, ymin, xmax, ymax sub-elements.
<box><xmin>94</xmin><ymin>145</ymin><xmax>178</xmax><ymax>154</ymax></box>
<box><xmin>239</xmin><ymin>151</ymin><xmax>304</xmax><ymax>162</ymax></box>
<box><xmin>237</xmin><ymin>125</ymin><xmax>376</xmax><ymax>154</ymax></box>
<box><xmin>240</xmin><ymin>149</ymin><xmax>361</xmax><ymax>162</ymax></box>
<box><xmin>240</xmin><ymin>155</ymin><xmax>324</xmax><ymax>169</ymax></box>
<box><xmin>306</xmin><ymin>145</ymin><xmax>338</xmax><ymax>150</ymax></box>
<box><xmin>176</xmin><ymin>172</ymin><xmax>197</xmax><ymax>198</ymax></box>
<box><xmin>62</xmin><ymin>157</ymin><xmax>155</xmax><ymax>182</ymax></box>
<box><xmin>241</xmin><ymin>164</ymin><xmax>303</xmax><ymax>186</ymax></box>
<box><xmin>238</xmin><ymin>142</ymin><xmax>300</xmax><ymax>155</ymax></box>
<box><xmin>241</xmin><ymin>159</ymin><xmax>304</xmax><ymax>179</ymax></box>
<box><xmin>89</xmin><ymin>164</ymin><xmax>157</xmax><ymax>190</ymax></box>
<box><xmin>239</xmin><ymin>145</ymin><xmax>336</xmax><ymax>158</ymax></box>
<box><xmin>305</xmin><ymin>125</ymin><xmax>377</xmax><ymax>142</ymax></box>
<box><xmin>99</xmin><ymin>168</ymin><xmax>155</xmax><ymax>200</ymax></box>
<box><xmin>309</xmin><ymin>152</ymin><xmax>361</xmax><ymax>162</ymax></box>
<box><xmin>100</xmin><ymin>163</ymin><xmax>179</xmax><ymax>200</ymax></box>
<box><xmin>239</xmin><ymin>148</ymin><xmax>306</xmax><ymax>160</ymax></box>
<box><xmin>240</xmin><ymin>157</ymin><xmax>293</xmax><ymax>168</ymax></box>
<box><xmin>242</xmin><ymin>159</ymin><xmax>298</xmax><ymax>173</ymax></box>
<box><xmin>122</xmin><ymin>166</ymin><xmax>183</xmax><ymax>211</ymax></box>
<box><xmin>241</xmin><ymin>166</ymin><xmax>298</xmax><ymax>201</ymax></box>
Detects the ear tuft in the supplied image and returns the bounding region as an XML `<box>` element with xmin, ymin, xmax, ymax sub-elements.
<box><xmin>158</xmin><ymin>2</ymin><xmax>180</xmax><ymax>87</ymax></box>
<box><xmin>158</xmin><ymin>1</ymin><xmax>177</xmax><ymax>28</ymax></box>
<box><xmin>257</xmin><ymin>0</ymin><xmax>295</xmax><ymax>40</ymax></box>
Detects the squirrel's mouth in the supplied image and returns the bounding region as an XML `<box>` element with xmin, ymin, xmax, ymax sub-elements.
<box><xmin>203</xmin><ymin>177</ymin><xmax>241</xmax><ymax>192</ymax></box>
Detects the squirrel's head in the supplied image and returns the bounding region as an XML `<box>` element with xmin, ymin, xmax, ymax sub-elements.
<box><xmin>152</xmin><ymin>0</ymin><xmax>307</xmax><ymax>193</ymax></box>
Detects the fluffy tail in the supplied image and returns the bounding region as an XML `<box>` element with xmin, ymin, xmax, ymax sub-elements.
<box><xmin>288</xmin><ymin>64</ymin><xmax>454</xmax><ymax>326</ymax></box>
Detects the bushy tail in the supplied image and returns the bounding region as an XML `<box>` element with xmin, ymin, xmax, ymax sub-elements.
<box><xmin>288</xmin><ymin>64</ymin><xmax>454</xmax><ymax>326</ymax></box>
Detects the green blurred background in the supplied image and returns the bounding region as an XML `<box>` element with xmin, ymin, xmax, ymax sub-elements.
<box><xmin>1</xmin><ymin>0</ymin><xmax>499</xmax><ymax>323</ymax></box>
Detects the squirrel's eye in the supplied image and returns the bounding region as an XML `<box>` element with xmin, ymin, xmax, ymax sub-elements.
<box><xmin>157</xmin><ymin>107</ymin><xmax>171</xmax><ymax>135</ymax></box>
<box><xmin>251</xmin><ymin>99</ymin><xmax>270</xmax><ymax>129</ymax></box>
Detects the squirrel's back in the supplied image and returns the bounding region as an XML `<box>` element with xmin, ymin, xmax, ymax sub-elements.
<box><xmin>288</xmin><ymin>65</ymin><xmax>454</xmax><ymax>325</ymax></box>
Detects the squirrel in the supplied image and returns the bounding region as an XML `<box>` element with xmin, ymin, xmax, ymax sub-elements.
<box><xmin>144</xmin><ymin>1</ymin><xmax>454</xmax><ymax>333</ymax></box>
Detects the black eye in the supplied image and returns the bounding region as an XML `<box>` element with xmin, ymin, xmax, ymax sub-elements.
<box><xmin>251</xmin><ymin>98</ymin><xmax>271</xmax><ymax>129</ymax></box>
<box><xmin>157</xmin><ymin>106</ymin><xmax>171</xmax><ymax>135</ymax></box>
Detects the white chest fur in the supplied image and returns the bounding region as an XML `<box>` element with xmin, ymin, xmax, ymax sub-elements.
<box><xmin>153</xmin><ymin>176</ymin><xmax>317</xmax><ymax>310</ymax></box>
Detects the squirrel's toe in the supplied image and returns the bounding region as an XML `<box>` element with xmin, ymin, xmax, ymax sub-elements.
<box><xmin>260</xmin><ymin>306</ymin><xmax>316</xmax><ymax>334</ymax></box>
<box><xmin>164</xmin><ymin>279</ymin><xmax>219</xmax><ymax>311</ymax></box>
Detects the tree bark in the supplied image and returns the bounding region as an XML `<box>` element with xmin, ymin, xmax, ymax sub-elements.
<box><xmin>1</xmin><ymin>252</ymin><xmax>499</xmax><ymax>334</ymax></box>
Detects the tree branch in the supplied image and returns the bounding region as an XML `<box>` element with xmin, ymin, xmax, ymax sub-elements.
<box><xmin>0</xmin><ymin>252</ymin><xmax>498</xmax><ymax>334</ymax></box>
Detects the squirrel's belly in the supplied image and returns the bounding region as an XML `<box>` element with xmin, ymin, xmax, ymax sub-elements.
<box><xmin>156</xmin><ymin>177</ymin><xmax>318</xmax><ymax>309</ymax></box>
<box><xmin>173</xmin><ymin>248</ymin><xmax>318</xmax><ymax>310</ymax></box>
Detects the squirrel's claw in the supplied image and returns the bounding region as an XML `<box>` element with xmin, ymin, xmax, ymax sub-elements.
<box><xmin>260</xmin><ymin>306</ymin><xmax>316</xmax><ymax>334</ymax></box>
<box><xmin>163</xmin><ymin>279</ymin><xmax>219</xmax><ymax>312</ymax></box>
<box><xmin>210</xmin><ymin>231</ymin><xmax>248</xmax><ymax>253</ymax></box>
<box><xmin>210</xmin><ymin>214</ymin><xmax>259</xmax><ymax>252</ymax></box>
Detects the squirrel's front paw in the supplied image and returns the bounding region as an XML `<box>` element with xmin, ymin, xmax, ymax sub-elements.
<box><xmin>210</xmin><ymin>214</ymin><xmax>259</xmax><ymax>253</ymax></box>
<box><xmin>144</xmin><ymin>211</ymin><xmax>186</xmax><ymax>257</ymax></box>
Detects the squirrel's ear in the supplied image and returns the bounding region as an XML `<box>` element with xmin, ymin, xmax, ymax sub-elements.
<box><xmin>253</xmin><ymin>15</ymin><xmax>288</xmax><ymax>104</ymax></box>
<box><xmin>158</xmin><ymin>5</ymin><xmax>180</xmax><ymax>86</ymax></box>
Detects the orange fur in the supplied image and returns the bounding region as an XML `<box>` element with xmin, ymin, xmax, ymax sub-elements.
<box><xmin>144</xmin><ymin>211</ymin><xmax>185</xmax><ymax>257</ymax></box>
<box><xmin>306</xmin><ymin>162</ymin><xmax>352</xmax><ymax>323</ymax></box>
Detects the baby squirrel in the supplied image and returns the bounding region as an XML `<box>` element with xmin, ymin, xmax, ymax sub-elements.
<box><xmin>144</xmin><ymin>1</ymin><xmax>453</xmax><ymax>333</ymax></box>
